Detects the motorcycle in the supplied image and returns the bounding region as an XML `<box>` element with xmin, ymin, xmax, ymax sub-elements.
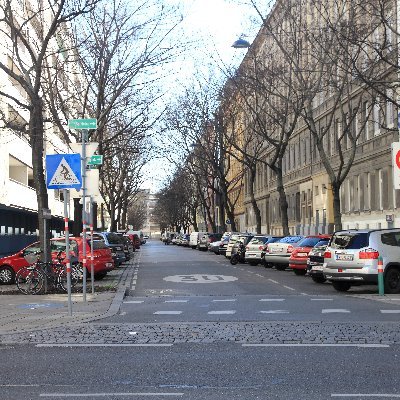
<box><xmin>230</xmin><ymin>241</ymin><xmax>246</xmax><ymax>265</ymax></box>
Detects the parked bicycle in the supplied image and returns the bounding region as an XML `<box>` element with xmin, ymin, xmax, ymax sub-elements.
<box><xmin>15</xmin><ymin>250</ymin><xmax>80</xmax><ymax>295</ymax></box>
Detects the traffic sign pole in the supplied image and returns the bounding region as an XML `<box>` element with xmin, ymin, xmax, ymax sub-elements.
<box><xmin>63</xmin><ymin>189</ymin><xmax>73</xmax><ymax>315</ymax></box>
<box><xmin>82</xmin><ymin>129</ymin><xmax>87</xmax><ymax>303</ymax></box>
<box><xmin>90</xmin><ymin>197</ymin><xmax>95</xmax><ymax>294</ymax></box>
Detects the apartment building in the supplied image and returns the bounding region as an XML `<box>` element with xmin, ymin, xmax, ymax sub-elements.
<box><xmin>228</xmin><ymin>0</ymin><xmax>399</xmax><ymax>235</ymax></box>
<box><xmin>0</xmin><ymin>1</ymin><xmax>86</xmax><ymax>253</ymax></box>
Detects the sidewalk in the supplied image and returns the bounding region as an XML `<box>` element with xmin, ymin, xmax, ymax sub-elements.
<box><xmin>0</xmin><ymin>255</ymin><xmax>138</xmax><ymax>335</ymax></box>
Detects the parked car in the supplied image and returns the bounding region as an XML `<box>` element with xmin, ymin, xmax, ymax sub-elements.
<box><xmin>307</xmin><ymin>242</ymin><xmax>329</xmax><ymax>283</ymax></box>
<box><xmin>115</xmin><ymin>233</ymin><xmax>135</xmax><ymax>261</ymax></box>
<box><xmin>226</xmin><ymin>233</ymin><xmax>251</xmax><ymax>259</ymax></box>
<box><xmin>289</xmin><ymin>235</ymin><xmax>331</xmax><ymax>275</ymax></box>
<box><xmin>263</xmin><ymin>235</ymin><xmax>304</xmax><ymax>270</ymax></box>
<box><xmin>227</xmin><ymin>234</ymin><xmax>253</xmax><ymax>259</ymax></box>
<box><xmin>0</xmin><ymin>237</ymin><xmax>114</xmax><ymax>284</ymax></box>
<box><xmin>180</xmin><ymin>234</ymin><xmax>190</xmax><ymax>247</ymax></box>
<box><xmin>209</xmin><ymin>240</ymin><xmax>222</xmax><ymax>254</ymax></box>
<box><xmin>198</xmin><ymin>233</ymin><xmax>222</xmax><ymax>251</ymax></box>
<box><xmin>90</xmin><ymin>232</ymin><xmax>126</xmax><ymax>266</ymax></box>
<box><xmin>189</xmin><ymin>232</ymin><xmax>207</xmax><ymax>249</ymax></box>
<box><xmin>218</xmin><ymin>236</ymin><xmax>230</xmax><ymax>256</ymax></box>
<box><xmin>126</xmin><ymin>233</ymin><xmax>141</xmax><ymax>250</ymax></box>
<box><xmin>323</xmin><ymin>229</ymin><xmax>400</xmax><ymax>293</ymax></box>
<box><xmin>245</xmin><ymin>235</ymin><xmax>282</xmax><ymax>266</ymax></box>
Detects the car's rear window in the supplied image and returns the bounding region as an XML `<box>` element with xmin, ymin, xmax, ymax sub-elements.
<box><xmin>314</xmin><ymin>239</ymin><xmax>330</xmax><ymax>247</ymax></box>
<box><xmin>330</xmin><ymin>233</ymin><xmax>369</xmax><ymax>249</ymax></box>
<box><xmin>106</xmin><ymin>233</ymin><xmax>123</xmax><ymax>244</ymax></box>
<box><xmin>266</xmin><ymin>237</ymin><xmax>283</xmax><ymax>244</ymax></box>
<box><xmin>297</xmin><ymin>237</ymin><xmax>322</xmax><ymax>247</ymax></box>
<box><xmin>278</xmin><ymin>236</ymin><xmax>303</xmax><ymax>243</ymax></box>
<box><xmin>381</xmin><ymin>232</ymin><xmax>400</xmax><ymax>247</ymax></box>
<box><xmin>90</xmin><ymin>240</ymin><xmax>108</xmax><ymax>250</ymax></box>
<box><xmin>250</xmin><ymin>236</ymin><xmax>269</xmax><ymax>245</ymax></box>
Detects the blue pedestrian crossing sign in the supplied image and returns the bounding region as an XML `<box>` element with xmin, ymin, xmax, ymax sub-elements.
<box><xmin>46</xmin><ymin>154</ymin><xmax>82</xmax><ymax>189</ymax></box>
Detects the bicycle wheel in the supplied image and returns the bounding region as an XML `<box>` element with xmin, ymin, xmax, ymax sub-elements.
<box><xmin>16</xmin><ymin>267</ymin><xmax>44</xmax><ymax>295</ymax></box>
<box><xmin>58</xmin><ymin>266</ymin><xmax>80</xmax><ymax>293</ymax></box>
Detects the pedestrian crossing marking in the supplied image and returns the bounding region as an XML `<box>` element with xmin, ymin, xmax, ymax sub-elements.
<box><xmin>48</xmin><ymin>157</ymin><xmax>80</xmax><ymax>186</ymax></box>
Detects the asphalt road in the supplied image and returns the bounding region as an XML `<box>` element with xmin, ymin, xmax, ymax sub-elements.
<box><xmin>2</xmin><ymin>239</ymin><xmax>400</xmax><ymax>400</ymax></box>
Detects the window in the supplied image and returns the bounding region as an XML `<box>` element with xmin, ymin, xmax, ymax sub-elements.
<box><xmin>373</xmin><ymin>101</ymin><xmax>380</xmax><ymax>135</ymax></box>
<box><xmin>330</xmin><ymin>233</ymin><xmax>369</xmax><ymax>249</ymax></box>
<box><xmin>386</xmin><ymin>89</ymin><xmax>394</xmax><ymax>127</ymax></box>
<box><xmin>364</xmin><ymin>101</ymin><xmax>370</xmax><ymax>140</ymax></box>
<box><xmin>364</xmin><ymin>172</ymin><xmax>371</xmax><ymax>210</ymax></box>
<box><xmin>381</xmin><ymin>232</ymin><xmax>400</xmax><ymax>247</ymax></box>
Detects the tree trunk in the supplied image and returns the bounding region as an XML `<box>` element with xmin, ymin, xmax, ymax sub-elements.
<box><xmin>332</xmin><ymin>183</ymin><xmax>342</xmax><ymax>231</ymax></box>
<box><xmin>275</xmin><ymin>164</ymin><xmax>290</xmax><ymax>236</ymax></box>
<box><xmin>100</xmin><ymin>203</ymin><xmax>105</xmax><ymax>230</ymax></box>
<box><xmin>248</xmin><ymin>169</ymin><xmax>262</xmax><ymax>234</ymax></box>
<box><xmin>30</xmin><ymin>99</ymin><xmax>49</xmax><ymax>258</ymax></box>
<box><xmin>73</xmin><ymin>198</ymin><xmax>83</xmax><ymax>236</ymax></box>
<box><xmin>93</xmin><ymin>202</ymin><xmax>98</xmax><ymax>230</ymax></box>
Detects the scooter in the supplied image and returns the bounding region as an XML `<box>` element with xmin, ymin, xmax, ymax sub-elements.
<box><xmin>230</xmin><ymin>241</ymin><xmax>246</xmax><ymax>265</ymax></box>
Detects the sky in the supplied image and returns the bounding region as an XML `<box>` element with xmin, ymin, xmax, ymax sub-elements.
<box><xmin>140</xmin><ymin>0</ymin><xmax>260</xmax><ymax>192</ymax></box>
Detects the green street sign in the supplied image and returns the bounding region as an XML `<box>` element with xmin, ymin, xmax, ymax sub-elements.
<box><xmin>87</xmin><ymin>155</ymin><xmax>103</xmax><ymax>165</ymax></box>
<box><xmin>68</xmin><ymin>118</ymin><xmax>97</xmax><ymax>130</ymax></box>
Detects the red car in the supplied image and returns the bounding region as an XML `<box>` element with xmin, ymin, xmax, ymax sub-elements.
<box><xmin>126</xmin><ymin>233</ymin><xmax>141</xmax><ymax>250</ymax></box>
<box><xmin>289</xmin><ymin>235</ymin><xmax>331</xmax><ymax>276</ymax></box>
<box><xmin>0</xmin><ymin>237</ymin><xmax>114</xmax><ymax>285</ymax></box>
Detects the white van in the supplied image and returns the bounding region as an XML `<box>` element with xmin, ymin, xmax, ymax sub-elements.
<box><xmin>189</xmin><ymin>232</ymin><xmax>206</xmax><ymax>249</ymax></box>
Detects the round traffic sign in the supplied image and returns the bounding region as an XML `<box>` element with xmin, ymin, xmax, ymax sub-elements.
<box><xmin>396</xmin><ymin>150</ymin><xmax>400</xmax><ymax>169</ymax></box>
<box><xmin>163</xmin><ymin>274</ymin><xmax>238</xmax><ymax>283</ymax></box>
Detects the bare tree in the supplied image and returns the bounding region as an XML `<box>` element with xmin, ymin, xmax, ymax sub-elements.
<box><xmin>0</xmin><ymin>0</ymin><xmax>100</xmax><ymax>253</ymax></box>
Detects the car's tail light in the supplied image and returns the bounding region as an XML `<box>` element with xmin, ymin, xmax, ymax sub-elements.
<box><xmin>246</xmin><ymin>246</ymin><xmax>249</xmax><ymax>250</ymax></box>
<box><xmin>359</xmin><ymin>248</ymin><xmax>379</xmax><ymax>259</ymax></box>
<box><xmin>258</xmin><ymin>245</ymin><xmax>263</xmax><ymax>250</ymax></box>
<box><xmin>324</xmin><ymin>251</ymin><xmax>332</xmax><ymax>258</ymax></box>
<box><xmin>287</xmin><ymin>245</ymin><xmax>294</xmax><ymax>253</ymax></box>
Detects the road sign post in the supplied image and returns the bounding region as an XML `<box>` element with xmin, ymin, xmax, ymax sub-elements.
<box><xmin>68</xmin><ymin>118</ymin><xmax>97</xmax><ymax>303</ymax></box>
<box><xmin>45</xmin><ymin>154</ymin><xmax>82</xmax><ymax>315</ymax></box>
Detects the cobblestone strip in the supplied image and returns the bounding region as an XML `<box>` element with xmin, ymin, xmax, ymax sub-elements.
<box><xmin>2</xmin><ymin>321</ymin><xmax>400</xmax><ymax>345</ymax></box>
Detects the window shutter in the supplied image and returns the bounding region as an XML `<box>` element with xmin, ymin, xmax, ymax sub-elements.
<box><xmin>382</xmin><ymin>169</ymin><xmax>389</xmax><ymax>210</ymax></box>
<box><xmin>388</xmin><ymin>168</ymin><xmax>393</xmax><ymax>209</ymax></box>
<box><xmin>349</xmin><ymin>177</ymin><xmax>354</xmax><ymax>212</ymax></box>
<box><xmin>359</xmin><ymin>174</ymin><xmax>364</xmax><ymax>210</ymax></box>
<box><xmin>370</xmin><ymin>172</ymin><xmax>376</xmax><ymax>210</ymax></box>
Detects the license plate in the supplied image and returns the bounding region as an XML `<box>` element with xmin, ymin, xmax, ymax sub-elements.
<box><xmin>298</xmin><ymin>252</ymin><xmax>307</xmax><ymax>257</ymax></box>
<box><xmin>247</xmin><ymin>253</ymin><xmax>256</xmax><ymax>257</ymax></box>
<box><xmin>336</xmin><ymin>254</ymin><xmax>353</xmax><ymax>261</ymax></box>
<box><xmin>312</xmin><ymin>265</ymin><xmax>323</xmax><ymax>271</ymax></box>
<box><xmin>111</xmin><ymin>252</ymin><xmax>116</xmax><ymax>256</ymax></box>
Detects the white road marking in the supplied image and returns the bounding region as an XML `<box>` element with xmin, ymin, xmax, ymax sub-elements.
<box><xmin>243</xmin><ymin>344</ymin><xmax>389</xmax><ymax>348</ymax></box>
<box><xmin>36</xmin><ymin>344</ymin><xmax>173</xmax><ymax>347</ymax></box>
<box><xmin>259</xmin><ymin>299</ymin><xmax>285</xmax><ymax>302</ymax></box>
<box><xmin>212</xmin><ymin>299</ymin><xmax>236</xmax><ymax>302</ymax></box>
<box><xmin>124</xmin><ymin>301</ymin><xmax>144</xmax><ymax>304</ymax></box>
<box><xmin>260</xmin><ymin>310</ymin><xmax>289</xmax><ymax>314</ymax></box>
<box><xmin>119</xmin><ymin>312</ymin><xmax>126</xmax><ymax>316</ymax></box>
<box><xmin>268</xmin><ymin>279</ymin><xmax>279</xmax><ymax>284</ymax></box>
<box><xmin>208</xmin><ymin>310</ymin><xmax>236</xmax><ymax>315</ymax></box>
<box><xmin>322</xmin><ymin>309</ymin><xmax>350</xmax><ymax>313</ymax></box>
<box><xmin>283</xmin><ymin>285</ymin><xmax>296</xmax><ymax>291</ymax></box>
<box><xmin>331</xmin><ymin>394</ymin><xmax>400</xmax><ymax>398</ymax></box>
<box><xmin>255</xmin><ymin>274</ymin><xmax>264</xmax><ymax>277</ymax></box>
<box><xmin>40</xmin><ymin>392</ymin><xmax>184</xmax><ymax>397</ymax></box>
<box><xmin>380</xmin><ymin>310</ymin><xmax>400</xmax><ymax>314</ymax></box>
<box><xmin>164</xmin><ymin>300</ymin><xmax>188</xmax><ymax>303</ymax></box>
<box><xmin>310</xmin><ymin>298</ymin><xmax>333</xmax><ymax>301</ymax></box>
<box><xmin>154</xmin><ymin>311</ymin><xmax>182</xmax><ymax>315</ymax></box>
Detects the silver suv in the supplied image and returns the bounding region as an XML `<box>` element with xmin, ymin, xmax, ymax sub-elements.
<box><xmin>323</xmin><ymin>229</ymin><xmax>400</xmax><ymax>293</ymax></box>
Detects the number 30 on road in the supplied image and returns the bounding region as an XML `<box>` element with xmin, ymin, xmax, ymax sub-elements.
<box><xmin>163</xmin><ymin>274</ymin><xmax>238</xmax><ymax>283</ymax></box>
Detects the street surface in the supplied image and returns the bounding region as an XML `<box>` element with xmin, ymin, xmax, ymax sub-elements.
<box><xmin>2</xmin><ymin>240</ymin><xmax>400</xmax><ymax>399</ymax></box>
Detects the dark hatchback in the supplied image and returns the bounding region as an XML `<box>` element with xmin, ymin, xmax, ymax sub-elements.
<box><xmin>90</xmin><ymin>232</ymin><xmax>126</xmax><ymax>266</ymax></box>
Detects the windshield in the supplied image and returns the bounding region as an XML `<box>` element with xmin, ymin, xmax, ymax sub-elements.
<box><xmin>330</xmin><ymin>233</ymin><xmax>369</xmax><ymax>249</ymax></box>
<box><xmin>297</xmin><ymin>237</ymin><xmax>323</xmax><ymax>247</ymax></box>
<box><xmin>278</xmin><ymin>236</ymin><xmax>303</xmax><ymax>243</ymax></box>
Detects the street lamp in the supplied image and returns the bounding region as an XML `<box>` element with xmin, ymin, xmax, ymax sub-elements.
<box><xmin>231</xmin><ymin>37</ymin><xmax>251</xmax><ymax>49</ymax></box>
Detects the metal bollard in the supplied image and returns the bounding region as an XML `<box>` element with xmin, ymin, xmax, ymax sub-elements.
<box><xmin>377</xmin><ymin>256</ymin><xmax>384</xmax><ymax>296</ymax></box>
